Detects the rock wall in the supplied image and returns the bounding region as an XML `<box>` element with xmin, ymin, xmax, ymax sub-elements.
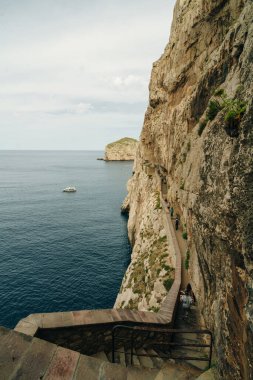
<box><xmin>117</xmin><ymin>0</ymin><xmax>253</xmax><ymax>379</ymax></box>
<box><xmin>115</xmin><ymin>170</ymin><xmax>176</xmax><ymax>312</ymax></box>
<box><xmin>104</xmin><ymin>137</ymin><xmax>138</xmax><ymax>161</ymax></box>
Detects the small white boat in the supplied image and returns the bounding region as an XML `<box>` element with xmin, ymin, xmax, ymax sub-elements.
<box><xmin>63</xmin><ymin>186</ymin><xmax>77</xmax><ymax>193</ymax></box>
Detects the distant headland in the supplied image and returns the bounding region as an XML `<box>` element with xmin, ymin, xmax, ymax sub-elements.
<box><xmin>97</xmin><ymin>137</ymin><xmax>138</xmax><ymax>161</ymax></box>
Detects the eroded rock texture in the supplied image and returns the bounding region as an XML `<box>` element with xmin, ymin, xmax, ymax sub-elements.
<box><xmin>117</xmin><ymin>0</ymin><xmax>253</xmax><ymax>378</ymax></box>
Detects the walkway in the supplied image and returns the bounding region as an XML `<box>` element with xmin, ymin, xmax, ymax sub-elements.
<box><xmin>159</xmin><ymin>175</ymin><xmax>211</xmax><ymax>372</ymax></box>
<box><xmin>161</xmin><ymin>197</ymin><xmax>189</xmax><ymax>289</ymax></box>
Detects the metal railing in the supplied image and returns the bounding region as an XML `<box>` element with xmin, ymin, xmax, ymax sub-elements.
<box><xmin>111</xmin><ymin>324</ymin><xmax>213</xmax><ymax>368</ymax></box>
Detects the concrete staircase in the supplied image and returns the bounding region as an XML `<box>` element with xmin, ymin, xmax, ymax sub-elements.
<box><xmin>93</xmin><ymin>347</ymin><xmax>204</xmax><ymax>379</ymax></box>
<box><xmin>93</xmin><ymin>347</ymin><xmax>203</xmax><ymax>380</ymax></box>
<box><xmin>89</xmin><ymin>302</ymin><xmax>211</xmax><ymax>379</ymax></box>
<box><xmin>0</xmin><ymin>325</ymin><xmax>214</xmax><ymax>380</ymax></box>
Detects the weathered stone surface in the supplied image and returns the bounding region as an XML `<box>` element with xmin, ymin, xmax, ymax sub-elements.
<box><xmin>104</xmin><ymin>137</ymin><xmax>138</xmax><ymax>161</ymax></box>
<box><xmin>117</xmin><ymin>0</ymin><xmax>253</xmax><ymax>379</ymax></box>
<box><xmin>44</xmin><ymin>346</ymin><xmax>79</xmax><ymax>380</ymax></box>
<box><xmin>74</xmin><ymin>355</ymin><xmax>128</xmax><ymax>380</ymax></box>
<box><xmin>0</xmin><ymin>328</ymin><xmax>32</xmax><ymax>379</ymax></box>
<box><xmin>115</xmin><ymin>187</ymin><xmax>177</xmax><ymax>312</ymax></box>
<box><xmin>10</xmin><ymin>337</ymin><xmax>57</xmax><ymax>379</ymax></box>
<box><xmin>15</xmin><ymin>320</ymin><xmax>38</xmax><ymax>336</ymax></box>
<box><xmin>195</xmin><ymin>367</ymin><xmax>219</xmax><ymax>380</ymax></box>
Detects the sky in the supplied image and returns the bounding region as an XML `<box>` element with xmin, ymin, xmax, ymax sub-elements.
<box><xmin>0</xmin><ymin>0</ymin><xmax>175</xmax><ymax>150</ymax></box>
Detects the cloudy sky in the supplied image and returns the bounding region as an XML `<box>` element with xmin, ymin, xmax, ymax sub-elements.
<box><xmin>1</xmin><ymin>0</ymin><xmax>175</xmax><ymax>150</ymax></box>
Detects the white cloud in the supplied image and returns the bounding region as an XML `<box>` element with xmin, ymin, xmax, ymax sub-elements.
<box><xmin>112</xmin><ymin>75</ymin><xmax>148</xmax><ymax>89</ymax></box>
<box><xmin>0</xmin><ymin>0</ymin><xmax>175</xmax><ymax>149</ymax></box>
<box><xmin>16</xmin><ymin>102</ymin><xmax>93</xmax><ymax>115</ymax></box>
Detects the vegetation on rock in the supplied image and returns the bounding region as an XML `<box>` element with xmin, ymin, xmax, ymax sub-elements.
<box><xmin>198</xmin><ymin>120</ymin><xmax>208</xmax><ymax>136</ymax></box>
<box><xmin>197</xmin><ymin>89</ymin><xmax>247</xmax><ymax>137</ymax></box>
<box><xmin>206</xmin><ymin>100</ymin><xmax>222</xmax><ymax>121</ymax></box>
<box><xmin>163</xmin><ymin>278</ymin><xmax>174</xmax><ymax>291</ymax></box>
<box><xmin>106</xmin><ymin>137</ymin><xmax>138</xmax><ymax>148</ymax></box>
<box><xmin>185</xmin><ymin>250</ymin><xmax>190</xmax><ymax>270</ymax></box>
<box><xmin>182</xmin><ymin>231</ymin><xmax>188</xmax><ymax>240</ymax></box>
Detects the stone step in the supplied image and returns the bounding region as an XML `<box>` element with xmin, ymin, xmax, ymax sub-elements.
<box><xmin>110</xmin><ymin>346</ymin><xmax>127</xmax><ymax>366</ymax></box>
<box><xmin>127</xmin><ymin>366</ymin><xmax>160</xmax><ymax>380</ymax></box>
<box><xmin>75</xmin><ymin>354</ymin><xmax>128</xmax><ymax>379</ymax></box>
<box><xmin>172</xmin><ymin>348</ymin><xmax>209</xmax><ymax>372</ymax></box>
<box><xmin>107</xmin><ymin>350</ymin><xmax>112</xmax><ymax>362</ymax></box>
<box><xmin>172</xmin><ymin>346</ymin><xmax>209</xmax><ymax>358</ymax></box>
<box><xmin>87</xmin><ymin>345</ymin><xmax>207</xmax><ymax>378</ymax></box>
<box><xmin>125</xmin><ymin>348</ymin><xmax>131</xmax><ymax>367</ymax></box>
<box><xmin>136</xmin><ymin>348</ymin><xmax>155</xmax><ymax>369</ymax></box>
<box><xmin>132</xmin><ymin>348</ymin><xmax>142</xmax><ymax>367</ymax></box>
<box><xmin>146</xmin><ymin>348</ymin><xmax>165</xmax><ymax>369</ymax></box>
<box><xmin>119</xmin><ymin>346</ymin><xmax>126</xmax><ymax>367</ymax></box>
<box><xmin>125</xmin><ymin>348</ymin><xmax>141</xmax><ymax>367</ymax></box>
<box><xmin>92</xmin><ymin>351</ymin><xmax>110</xmax><ymax>362</ymax></box>
<box><xmin>154</xmin><ymin>361</ymin><xmax>202</xmax><ymax>380</ymax></box>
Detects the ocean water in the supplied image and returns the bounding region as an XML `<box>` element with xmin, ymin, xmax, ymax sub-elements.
<box><xmin>0</xmin><ymin>151</ymin><xmax>132</xmax><ymax>328</ymax></box>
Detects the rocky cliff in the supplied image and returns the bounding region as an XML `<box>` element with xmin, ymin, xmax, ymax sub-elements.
<box><xmin>104</xmin><ymin>137</ymin><xmax>138</xmax><ymax>161</ymax></box>
<box><xmin>116</xmin><ymin>0</ymin><xmax>253</xmax><ymax>379</ymax></box>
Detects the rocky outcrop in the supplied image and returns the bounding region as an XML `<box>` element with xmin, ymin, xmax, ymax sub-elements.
<box><xmin>104</xmin><ymin>137</ymin><xmax>138</xmax><ymax>161</ymax></box>
<box><xmin>117</xmin><ymin>0</ymin><xmax>253</xmax><ymax>379</ymax></box>
<box><xmin>115</xmin><ymin>174</ymin><xmax>176</xmax><ymax>311</ymax></box>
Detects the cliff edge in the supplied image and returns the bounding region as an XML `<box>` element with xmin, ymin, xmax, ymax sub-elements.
<box><xmin>116</xmin><ymin>0</ymin><xmax>253</xmax><ymax>379</ymax></box>
<box><xmin>104</xmin><ymin>137</ymin><xmax>138</xmax><ymax>161</ymax></box>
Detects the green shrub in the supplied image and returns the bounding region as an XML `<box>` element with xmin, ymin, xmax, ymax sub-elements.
<box><xmin>185</xmin><ymin>250</ymin><xmax>190</xmax><ymax>270</ymax></box>
<box><xmin>163</xmin><ymin>278</ymin><xmax>174</xmax><ymax>291</ymax></box>
<box><xmin>162</xmin><ymin>264</ymin><xmax>171</xmax><ymax>271</ymax></box>
<box><xmin>199</xmin><ymin>89</ymin><xmax>247</xmax><ymax>138</ymax></box>
<box><xmin>224</xmin><ymin>99</ymin><xmax>247</xmax><ymax>126</ymax></box>
<box><xmin>214</xmin><ymin>88</ymin><xmax>225</xmax><ymax>97</ymax></box>
<box><xmin>206</xmin><ymin>100</ymin><xmax>222</xmax><ymax>120</ymax></box>
<box><xmin>182</xmin><ymin>231</ymin><xmax>188</xmax><ymax>240</ymax></box>
<box><xmin>180</xmin><ymin>181</ymin><xmax>185</xmax><ymax>190</ymax></box>
<box><xmin>198</xmin><ymin>120</ymin><xmax>207</xmax><ymax>136</ymax></box>
<box><xmin>212</xmin><ymin>89</ymin><xmax>247</xmax><ymax>129</ymax></box>
<box><xmin>149</xmin><ymin>306</ymin><xmax>159</xmax><ymax>313</ymax></box>
<box><xmin>158</xmin><ymin>235</ymin><xmax>167</xmax><ymax>243</ymax></box>
<box><xmin>155</xmin><ymin>192</ymin><xmax>162</xmax><ymax>210</ymax></box>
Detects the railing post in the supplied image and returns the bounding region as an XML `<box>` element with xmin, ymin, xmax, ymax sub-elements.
<box><xmin>131</xmin><ymin>330</ymin><xmax>134</xmax><ymax>366</ymax></box>
<box><xmin>112</xmin><ymin>328</ymin><xmax>115</xmax><ymax>363</ymax></box>
<box><xmin>208</xmin><ymin>332</ymin><xmax>213</xmax><ymax>369</ymax></box>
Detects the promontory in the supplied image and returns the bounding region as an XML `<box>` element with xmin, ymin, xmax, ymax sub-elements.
<box><xmin>104</xmin><ymin>137</ymin><xmax>138</xmax><ymax>161</ymax></box>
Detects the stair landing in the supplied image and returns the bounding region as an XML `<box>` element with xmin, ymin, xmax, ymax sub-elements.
<box><xmin>0</xmin><ymin>326</ymin><xmax>211</xmax><ymax>380</ymax></box>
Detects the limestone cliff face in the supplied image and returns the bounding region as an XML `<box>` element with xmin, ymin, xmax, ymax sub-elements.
<box><xmin>115</xmin><ymin>173</ymin><xmax>176</xmax><ymax>311</ymax></box>
<box><xmin>118</xmin><ymin>0</ymin><xmax>253</xmax><ymax>379</ymax></box>
<box><xmin>104</xmin><ymin>138</ymin><xmax>138</xmax><ymax>161</ymax></box>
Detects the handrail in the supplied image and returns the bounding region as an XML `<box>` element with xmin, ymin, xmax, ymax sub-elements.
<box><xmin>112</xmin><ymin>324</ymin><xmax>213</xmax><ymax>368</ymax></box>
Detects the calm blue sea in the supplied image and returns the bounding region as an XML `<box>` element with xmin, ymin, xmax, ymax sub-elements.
<box><xmin>0</xmin><ymin>151</ymin><xmax>132</xmax><ymax>328</ymax></box>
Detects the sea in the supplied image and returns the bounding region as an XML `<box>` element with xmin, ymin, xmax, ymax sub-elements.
<box><xmin>0</xmin><ymin>151</ymin><xmax>132</xmax><ymax>328</ymax></box>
